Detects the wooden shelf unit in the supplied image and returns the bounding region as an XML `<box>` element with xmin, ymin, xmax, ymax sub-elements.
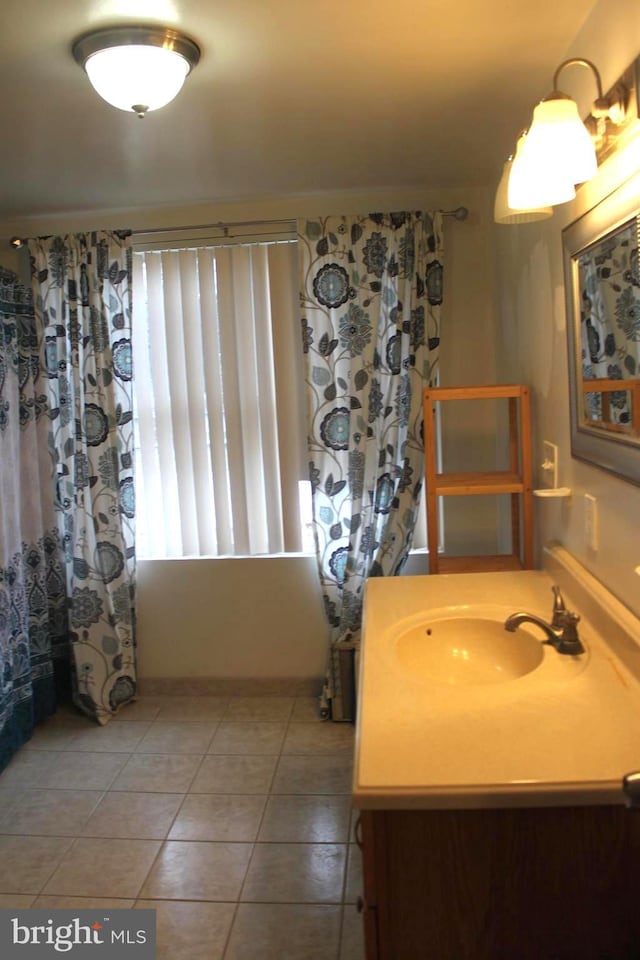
<box><xmin>423</xmin><ymin>384</ymin><xmax>533</xmax><ymax>574</ymax></box>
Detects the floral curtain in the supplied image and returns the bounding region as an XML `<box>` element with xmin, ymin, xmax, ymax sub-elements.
<box><xmin>28</xmin><ymin>232</ymin><xmax>137</xmax><ymax>724</ymax></box>
<box><xmin>579</xmin><ymin>218</ymin><xmax>640</xmax><ymax>425</ymax></box>
<box><xmin>0</xmin><ymin>268</ymin><xmax>68</xmax><ymax>772</ymax></box>
<box><xmin>298</xmin><ymin>211</ymin><xmax>443</xmax><ymax>719</ymax></box>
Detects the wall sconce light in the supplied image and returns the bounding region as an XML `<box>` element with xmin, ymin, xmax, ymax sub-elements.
<box><xmin>496</xmin><ymin>55</ymin><xmax>636</xmax><ymax>221</ymax></box>
<box><xmin>72</xmin><ymin>25</ymin><xmax>201</xmax><ymax>118</ymax></box>
<box><xmin>494</xmin><ymin>134</ymin><xmax>553</xmax><ymax>224</ymax></box>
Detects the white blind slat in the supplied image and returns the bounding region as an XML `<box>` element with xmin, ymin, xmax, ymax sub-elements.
<box><xmin>145</xmin><ymin>253</ymin><xmax>183</xmax><ymax>556</ymax></box>
<box><xmin>179</xmin><ymin>250</ymin><xmax>217</xmax><ymax>555</ymax></box>
<box><xmin>269</xmin><ymin>242</ymin><xmax>307</xmax><ymax>553</ymax></box>
<box><xmin>214</xmin><ymin>247</ymin><xmax>251</xmax><ymax>555</ymax></box>
<box><xmin>199</xmin><ymin>249</ymin><xmax>232</xmax><ymax>555</ymax></box>
<box><xmin>231</xmin><ymin>245</ymin><xmax>270</xmax><ymax>554</ymax></box>
<box><xmin>162</xmin><ymin>251</ymin><xmax>200</xmax><ymax>554</ymax></box>
<box><xmin>131</xmin><ymin>255</ymin><xmax>162</xmax><ymax>558</ymax></box>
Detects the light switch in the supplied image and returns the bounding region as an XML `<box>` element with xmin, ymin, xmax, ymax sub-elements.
<box><xmin>584</xmin><ymin>494</ymin><xmax>598</xmax><ymax>551</ymax></box>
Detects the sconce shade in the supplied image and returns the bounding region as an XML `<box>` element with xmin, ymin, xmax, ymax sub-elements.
<box><xmin>73</xmin><ymin>26</ymin><xmax>201</xmax><ymax>117</ymax></box>
<box><xmin>494</xmin><ymin>158</ymin><xmax>553</xmax><ymax>224</ymax></box>
<box><xmin>508</xmin><ymin>96</ymin><xmax>597</xmax><ymax>210</ymax></box>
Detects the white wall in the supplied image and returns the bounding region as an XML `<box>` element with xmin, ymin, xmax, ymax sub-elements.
<box><xmin>0</xmin><ymin>184</ymin><xmax>497</xmax><ymax>682</ymax></box>
<box><xmin>494</xmin><ymin>0</ymin><xmax>640</xmax><ymax>618</ymax></box>
<box><xmin>136</xmin><ymin>555</ymin><xmax>327</xmax><ymax>682</ymax></box>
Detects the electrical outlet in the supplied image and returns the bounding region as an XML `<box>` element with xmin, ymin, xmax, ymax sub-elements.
<box><xmin>584</xmin><ymin>494</ymin><xmax>598</xmax><ymax>551</ymax></box>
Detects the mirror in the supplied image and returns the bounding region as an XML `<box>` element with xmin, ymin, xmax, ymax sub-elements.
<box><xmin>563</xmin><ymin>169</ymin><xmax>640</xmax><ymax>486</ymax></box>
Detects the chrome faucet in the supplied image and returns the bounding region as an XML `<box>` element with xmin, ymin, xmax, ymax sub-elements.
<box><xmin>504</xmin><ymin>586</ymin><xmax>585</xmax><ymax>656</ymax></box>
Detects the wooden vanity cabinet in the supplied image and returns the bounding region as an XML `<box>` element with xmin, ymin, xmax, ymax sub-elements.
<box><xmin>359</xmin><ymin>803</ymin><xmax>640</xmax><ymax>959</ymax></box>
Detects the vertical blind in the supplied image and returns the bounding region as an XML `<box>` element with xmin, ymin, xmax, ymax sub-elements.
<box><xmin>132</xmin><ymin>239</ymin><xmax>308</xmax><ymax>558</ymax></box>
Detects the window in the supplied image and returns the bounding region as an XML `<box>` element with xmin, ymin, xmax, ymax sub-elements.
<box><xmin>132</xmin><ymin>230</ymin><xmax>310</xmax><ymax>558</ymax></box>
<box><xmin>131</xmin><ymin>224</ymin><xmax>432</xmax><ymax>560</ymax></box>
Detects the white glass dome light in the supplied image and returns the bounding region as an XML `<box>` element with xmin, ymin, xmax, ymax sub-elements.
<box><xmin>73</xmin><ymin>26</ymin><xmax>201</xmax><ymax>118</ymax></box>
<box><xmin>508</xmin><ymin>95</ymin><xmax>597</xmax><ymax>210</ymax></box>
<box><xmin>494</xmin><ymin>141</ymin><xmax>553</xmax><ymax>224</ymax></box>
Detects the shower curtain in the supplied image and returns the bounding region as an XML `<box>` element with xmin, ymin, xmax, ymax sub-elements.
<box><xmin>0</xmin><ymin>267</ymin><xmax>68</xmax><ymax>771</ymax></box>
<box><xmin>28</xmin><ymin>232</ymin><xmax>137</xmax><ymax>724</ymax></box>
<box><xmin>0</xmin><ymin>228</ymin><xmax>138</xmax><ymax>774</ymax></box>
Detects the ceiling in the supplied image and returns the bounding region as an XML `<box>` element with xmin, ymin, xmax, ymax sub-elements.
<box><xmin>0</xmin><ymin>0</ymin><xmax>599</xmax><ymax>222</ymax></box>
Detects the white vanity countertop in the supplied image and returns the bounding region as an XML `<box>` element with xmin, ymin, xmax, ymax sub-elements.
<box><xmin>353</xmin><ymin>545</ymin><xmax>640</xmax><ymax>809</ymax></box>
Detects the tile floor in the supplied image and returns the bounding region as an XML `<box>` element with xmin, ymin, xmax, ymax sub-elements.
<box><xmin>0</xmin><ymin>695</ymin><xmax>364</xmax><ymax>960</ymax></box>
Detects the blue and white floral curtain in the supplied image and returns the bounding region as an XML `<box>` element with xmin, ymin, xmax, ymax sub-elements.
<box><xmin>0</xmin><ymin>268</ymin><xmax>68</xmax><ymax>772</ymax></box>
<box><xmin>298</xmin><ymin>211</ymin><xmax>443</xmax><ymax>718</ymax></box>
<box><xmin>28</xmin><ymin>232</ymin><xmax>137</xmax><ymax>724</ymax></box>
<box><xmin>579</xmin><ymin>218</ymin><xmax>640</xmax><ymax>425</ymax></box>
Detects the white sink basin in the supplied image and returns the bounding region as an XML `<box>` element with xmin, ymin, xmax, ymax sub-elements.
<box><xmin>393</xmin><ymin>608</ymin><xmax>545</xmax><ymax>685</ymax></box>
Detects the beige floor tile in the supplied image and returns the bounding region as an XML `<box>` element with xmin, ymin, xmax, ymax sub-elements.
<box><xmin>282</xmin><ymin>722</ymin><xmax>355</xmax><ymax>756</ymax></box>
<box><xmin>190</xmin><ymin>755</ymin><xmax>276</xmax><ymax>794</ymax></box>
<box><xmin>207</xmin><ymin>722</ymin><xmax>286</xmax><ymax>755</ymax></box>
<box><xmin>0</xmin><ymin>836</ymin><xmax>73</xmax><ymax>894</ymax></box>
<box><xmin>36</xmin><ymin>752</ymin><xmax>128</xmax><ymax>791</ymax></box>
<box><xmin>42</xmin><ymin>837</ymin><xmax>161</xmax><ymax>899</ymax></box>
<box><xmin>340</xmin><ymin>904</ymin><xmax>366</xmax><ymax>960</ymax></box>
<box><xmin>0</xmin><ymin>788</ymin><xmax>102</xmax><ymax>836</ymax></box>
<box><xmin>344</xmin><ymin>845</ymin><xmax>363</xmax><ymax>904</ymax></box>
<box><xmin>154</xmin><ymin>697</ymin><xmax>229</xmax><ymax>722</ymax></box>
<box><xmin>258</xmin><ymin>795</ymin><xmax>351</xmax><ymax>843</ymax></box>
<box><xmin>0</xmin><ymin>786</ymin><xmax>28</xmax><ymax>808</ymax></box>
<box><xmin>291</xmin><ymin>696</ymin><xmax>324</xmax><ymax>722</ymax></box>
<box><xmin>168</xmin><ymin>794</ymin><xmax>266</xmax><ymax>842</ymax></box>
<box><xmin>223</xmin><ymin>697</ymin><xmax>294</xmax><ymax>722</ymax></box>
<box><xmin>135</xmin><ymin>899</ymin><xmax>235</xmax><ymax>960</ymax></box>
<box><xmin>111</xmin><ymin>754</ymin><xmax>202</xmax><ymax>793</ymax></box>
<box><xmin>225</xmin><ymin>903</ymin><xmax>341</xmax><ymax>960</ymax></box>
<box><xmin>23</xmin><ymin>724</ymin><xmax>83</xmax><ymax>751</ymax></box>
<box><xmin>66</xmin><ymin>721</ymin><xmax>151</xmax><ymax>752</ymax></box>
<box><xmin>80</xmin><ymin>792</ymin><xmax>184</xmax><ymax>839</ymax></box>
<box><xmin>139</xmin><ymin>840</ymin><xmax>251</xmax><ymax>901</ymax></box>
<box><xmin>241</xmin><ymin>842</ymin><xmax>346</xmax><ymax>903</ymax></box>
<box><xmin>0</xmin><ymin>750</ymin><xmax>60</xmax><ymax>787</ymax></box>
<box><xmin>271</xmin><ymin>755</ymin><xmax>353</xmax><ymax>795</ymax></box>
<box><xmin>111</xmin><ymin>698</ymin><xmax>162</xmax><ymax>722</ymax></box>
<box><xmin>136</xmin><ymin>722</ymin><xmax>218</xmax><ymax>754</ymax></box>
<box><xmin>0</xmin><ymin>894</ymin><xmax>36</xmax><ymax>907</ymax></box>
<box><xmin>33</xmin><ymin>896</ymin><xmax>135</xmax><ymax>908</ymax></box>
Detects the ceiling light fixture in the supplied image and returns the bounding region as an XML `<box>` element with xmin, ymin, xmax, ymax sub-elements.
<box><xmin>72</xmin><ymin>25</ymin><xmax>201</xmax><ymax>118</ymax></box>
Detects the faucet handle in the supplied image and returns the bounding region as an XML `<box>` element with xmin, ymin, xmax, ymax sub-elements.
<box><xmin>555</xmin><ymin>608</ymin><xmax>583</xmax><ymax>653</ymax></box>
<box><xmin>551</xmin><ymin>585</ymin><xmax>568</xmax><ymax>628</ymax></box>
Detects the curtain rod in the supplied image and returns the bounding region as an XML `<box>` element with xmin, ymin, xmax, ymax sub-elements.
<box><xmin>133</xmin><ymin>208</ymin><xmax>469</xmax><ymax>235</ymax></box>
<box><xmin>8</xmin><ymin>207</ymin><xmax>469</xmax><ymax>249</ymax></box>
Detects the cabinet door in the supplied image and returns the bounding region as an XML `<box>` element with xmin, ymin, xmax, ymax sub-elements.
<box><xmin>362</xmin><ymin>806</ymin><xmax>640</xmax><ymax>960</ymax></box>
<box><xmin>358</xmin><ymin>812</ymin><xmax>384</xmax><ymax>959</ymax></box>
